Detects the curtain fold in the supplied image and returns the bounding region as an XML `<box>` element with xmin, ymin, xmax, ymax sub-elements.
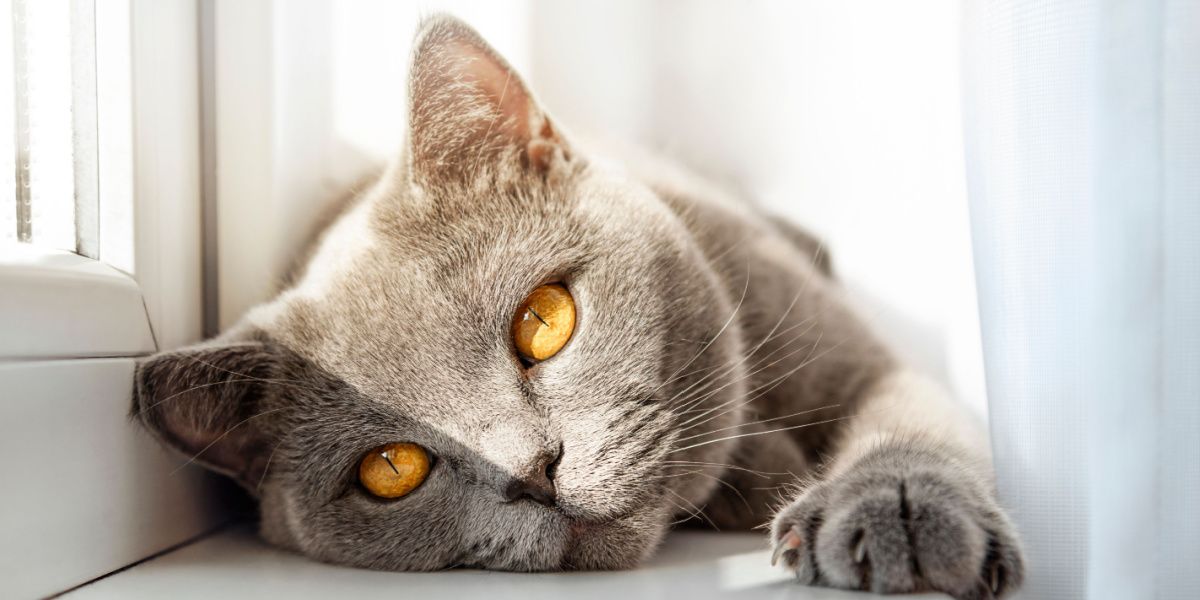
<box><xmin>963</xmin><ymin>1</ymin><xmax>1199</xmax><ymax>597</ymax></box>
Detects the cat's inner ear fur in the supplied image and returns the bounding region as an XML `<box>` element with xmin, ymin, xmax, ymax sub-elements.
<box><xmin>407</xmin><ymin>15</ymin><xmax>569</xmax><ymax>186</ymax></box>
<box><xmin>133</xmin><ymin>341</ymin><xmax>281</xmax><ymax>493</ymax></box>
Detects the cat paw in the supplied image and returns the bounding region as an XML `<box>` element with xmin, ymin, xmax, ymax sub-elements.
<box><xmin>769</xmin><ymin>445</ymin><xmax>1024</xmax><ymax>599</ymax></box>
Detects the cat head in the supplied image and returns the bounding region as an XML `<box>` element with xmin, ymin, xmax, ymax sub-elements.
<box><xmin>133</xmin><ymin>15</ymin><xmax>748</xmax><ymax>571</ymax></box>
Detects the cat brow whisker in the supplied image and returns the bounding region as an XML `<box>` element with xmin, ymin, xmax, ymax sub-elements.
<box><xmin>140</xmin><ymin>379</ymin><xmax>270</xmax><ymax>414</ymax></box>
<box><xmin>170</xmin><ymin>407</ymin><xmax>289</xmax><ymax>475</ymax></box>
<box><xmin>182</xmin><ymin>356</ymin><xmax>325</xmax><ymax>395</ymax></box>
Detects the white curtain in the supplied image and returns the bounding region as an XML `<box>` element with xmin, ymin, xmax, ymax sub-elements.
<box><xmin>963</xmin><ymin>1</ymin><xmax>1200</xmax><ymax>598</ymax></box>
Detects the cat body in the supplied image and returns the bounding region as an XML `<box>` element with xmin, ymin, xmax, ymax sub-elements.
<box><xmin>133</xmin><ymin>16</ymin><xmax>1022</xmax><ymax>599</ymax></box>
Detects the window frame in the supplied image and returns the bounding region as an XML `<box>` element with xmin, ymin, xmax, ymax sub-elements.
<box><xmin>0</xmin><ymin>2</ymin><xmax>220</xmax><ymax>597</ymax></box>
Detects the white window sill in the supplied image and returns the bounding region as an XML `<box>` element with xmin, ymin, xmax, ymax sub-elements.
<box><xmin>63</xmin><ymin>525</ymin><xmax>948</xmax><ymax>599</ymax></box>
<box><xmin>0</xmin><ymin>244</ymin><xmax>155</xmax><ymax>360</ymax></box>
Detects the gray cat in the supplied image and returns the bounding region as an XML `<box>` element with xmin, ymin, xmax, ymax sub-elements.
<box><xmin>133</xmin><ymin>15</ymin><xmax>1023</xmax><ymax>599</ymax></box>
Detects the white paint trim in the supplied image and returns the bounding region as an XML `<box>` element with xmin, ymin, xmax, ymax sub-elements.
<box><xmin>0</xmin><ymin>358</ymin><xmax>230</xmax><ymax>598</ymax></box>
<box><xmin>129</xmin><ymin>0</ymin><xmax>204</xmax><ymax>351</ymax></box>
<box><xmin>213</xmin><ymin>0</ymin><xmax>336</xmax><ymax>332</ymax></box>
<box><xmin>0</xmin><ymin>245</ymin><xmax>154</xmax><ymax>359</ymax></box>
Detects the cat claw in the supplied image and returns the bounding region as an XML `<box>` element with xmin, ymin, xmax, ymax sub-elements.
<box><xmin>771</xmin><ymin>525</ymin><xmax>804</xmax><ymax>567</ymax></box>
<box><xmin>990</xmin><ymin>564</ymin><xmax>1001</xmax><ymax>594</ymax></box>
<box><xmin>853</xmin><ymin>536</ymin><xmax>867</xmax><ymax>564</ymax></box>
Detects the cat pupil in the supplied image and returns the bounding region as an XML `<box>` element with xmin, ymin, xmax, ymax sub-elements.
<box><xmin>528</xmin><ymin>308</ymin><xmax>549</xmax><ymax>327</ymax></box>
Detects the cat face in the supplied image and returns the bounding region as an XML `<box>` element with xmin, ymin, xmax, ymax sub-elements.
<box><xmin>133</xmin><ymin>16</ymin><xmax>748</xmax><ymax>571</ymax></box>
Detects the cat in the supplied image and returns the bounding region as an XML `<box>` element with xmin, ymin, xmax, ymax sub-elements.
<box><xmin>132</xmin><ymin>15</ymin><xmax>1023</xmax><ymax>599</ymax></box>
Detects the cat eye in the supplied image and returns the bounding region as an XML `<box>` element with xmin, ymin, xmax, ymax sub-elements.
<box><xmin>512</xmin><ymin>283</ymin><xmax>576</xmax><ymax>362</ymax></box>
<box><xmin>358</xmin><ymin>442</ymin><xmax>431</xmax><ymax>499</ymax></box>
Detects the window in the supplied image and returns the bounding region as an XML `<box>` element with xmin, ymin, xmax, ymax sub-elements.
<box><xmin>0</xmin><ymin>2</ymin><xmax>218</xmax><ymax>597</ymax></box>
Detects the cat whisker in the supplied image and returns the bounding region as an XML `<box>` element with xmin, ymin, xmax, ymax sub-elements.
<box><xmin>677</xmin><ymin>331</ymin><xmax>844</xmax><ymax>431</ymax></box>
<box><xmin>664</xmin><ymin>487</ymin><xmax>718</xmax><ymax>530</ymax></box>
<box><xmin>690</xmin><ymin>470</ymin><xmax>753</xmax><ymax>511</ymax></box>
<box><xmin>662</xmin><ymin>242</ymin><xmax>834</xmax><ymax>418</ymax></box>
<box><xmin>669</xmin><ymin>332</ymin><xmax>826</xmax><ymax>433</ymax></box>
<box><xmin>661</xmin><ymin>460</ymin><xmax>789</xmax><ymax>478</ymax></box>
<box><xmin>653</xmin><ymin>470</ymin><xmax>701</xmax><ymax>479</ymax></box>
<box><xmin>675</xmin><ymin>403</ymin><xmax>842</xmax><ymax>444</ymax></box>
<box><xmin>673</xmin><ymin>329</ymin><xmax>824</xmax><ymax>427</ymax></box>
<box><xmin>670</xmin><ymin>311</ymin><xmax>819</xmax><ymax>398</ymax></box>
<box><xmin>736</xmin><ymin>241</ymin><xmax>826</xmax><ymax>360</ymax></box>
<box><xmin>668</xmin><ymin>406</ymin><xmax>897</xmax><ymax>455</ymax></box>
<box><xmin>659</xmin><ymin>485</ymin><xmax>704</xmax><ymax>523</ymax></box>
<box><xmin>647</xmin><ymin>256</ymin><xmax>751</xmax><ymax>399</ymax></box>
<box><xmin>668</xmin><ymin>235</ymin><xmax>828</xmax><ymax>407</ymax></box>
<box><xmin>666</xmin><ymin>315</ymin><xmax>822</xmax><ymax>417</ymax></box>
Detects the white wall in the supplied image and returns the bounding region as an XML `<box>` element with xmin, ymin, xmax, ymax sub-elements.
<box><xmin>530</xmin><ymin>1</ymin><xmax>986</xmax><ymax>416</ymax></box>
<box><xmin>223</xmin><ymin>0</ymin><xmax>986</xmax><ymax>416</ymax></box>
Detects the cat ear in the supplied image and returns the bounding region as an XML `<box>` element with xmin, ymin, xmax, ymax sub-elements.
<box><xmin>406</xmin><ymin>15</ymin><xmax>569</xmax><ymax>186</ymax></box>
<box><xmin>132</xmin><ymin>340</ymin><xmax>280</xmax><ymax>493</ymax></box>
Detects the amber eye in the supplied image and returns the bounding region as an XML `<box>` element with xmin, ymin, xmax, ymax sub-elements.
<box><xmin>512</xmin><ymin>283</ymin><xmax>576</xmax><ymax>362</ymax></box>
<box><xmin>358</xmin><ymin>442</ymin><xmax>430</xmax><ymax>499</ymax></box>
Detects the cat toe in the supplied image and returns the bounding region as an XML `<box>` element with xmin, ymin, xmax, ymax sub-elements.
<box><xmin>769</xmin><ymin>464</ymin><xmax>1024</xmax><ymax>599</ymax></box>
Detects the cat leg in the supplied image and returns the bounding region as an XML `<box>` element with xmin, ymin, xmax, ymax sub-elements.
<box><xmin>769</xmin><ymin>371</ymin><xmax>1024</xmax><ymax>599</ymax></box>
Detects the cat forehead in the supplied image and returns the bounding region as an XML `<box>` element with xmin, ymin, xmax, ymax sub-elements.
<box><xmin>243</xmin><ymin>163</ymin><xmax>679</xmax><ymax>364</ymax></box>
<box><xmin>288</xmin><ymin>164</ymin><xmax>661</xmax><ymax>296</ymax></box>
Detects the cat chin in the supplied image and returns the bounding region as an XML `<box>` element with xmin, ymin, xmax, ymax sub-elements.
<box><xmin>557</xmin><ymin>507</ymin><xmax>672</xmax><ymax>571</ymax></box>
<box><xmin>461</xmin><ymin>503</ymin><xmax>670</xmax><ymax>571</ymax></box>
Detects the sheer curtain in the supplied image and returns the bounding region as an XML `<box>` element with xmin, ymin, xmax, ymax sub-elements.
<box><xmin>963</xmin><ymin>1</ymin><xmax>1199</xmax><ymax>597</ymax></box>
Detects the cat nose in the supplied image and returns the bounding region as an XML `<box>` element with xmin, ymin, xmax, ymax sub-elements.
<box><xmin>501</xmin><ymin>446</ymin><xmax>561</xmax><ymax>507</ymax></box>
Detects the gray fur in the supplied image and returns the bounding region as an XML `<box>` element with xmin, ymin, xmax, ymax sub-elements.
<box><xmin>130</xmin><ymin>14</ymin><xmax>1022</xmax><ymax>597</ymax></box>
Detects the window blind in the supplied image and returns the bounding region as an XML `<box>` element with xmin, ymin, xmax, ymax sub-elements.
<box><xmin>3</xmin><ymin>0</ymin><xmax>106</xmax><ymax>258</ymax></box>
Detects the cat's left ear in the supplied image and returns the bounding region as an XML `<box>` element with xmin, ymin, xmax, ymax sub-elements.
<box><xmin>131</xmin><ymin>338</ymin><xmax>283</xmax><ymax>493</ymax></box>
<box><xmin>406</xmin><ymin>15</ymin><xmax>570</xmax><ymax>186</ymax></box>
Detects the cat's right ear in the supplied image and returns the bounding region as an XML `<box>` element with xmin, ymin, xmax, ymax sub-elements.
<box><xmin>132</xmin><ymin>340</ymin><xmax>281</xmax><ymax>493</ymax></box>
<box><xmin>404</xmin><ymin>15</ymin><xmax>571</xmax><ymax>187</ymax></box>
